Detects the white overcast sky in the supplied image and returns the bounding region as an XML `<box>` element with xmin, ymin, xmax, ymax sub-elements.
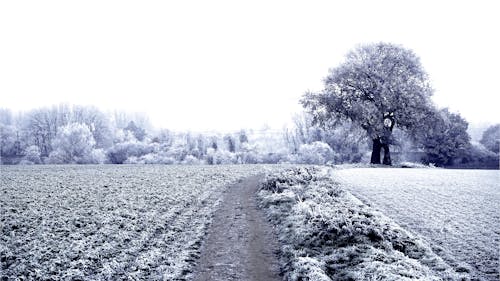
<box><xmin>1</xmin><ymin>0</ymin><xmax>499</xmax><ymax>131</ymax></box>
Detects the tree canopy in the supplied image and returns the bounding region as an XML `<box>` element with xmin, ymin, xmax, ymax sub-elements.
<box><xmin>480</xmin><ymin>124</ymin><xmax>500</xmax><ymax>153</ymax></box>
<box><xmin>418</xmin><ymin>108</ymin><xmax>470</xmax><ymax>166</ymax></box>
<box><xmin>302</xmin><ymin>42</ymin><xmax>436</xmax><ymax>164</ymax></box>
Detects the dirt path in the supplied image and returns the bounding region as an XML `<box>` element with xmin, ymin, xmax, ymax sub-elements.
<box><xmin>192</xmin><ymin>175</ymin><xmax>282</xmax><ymax>281</ymax></box>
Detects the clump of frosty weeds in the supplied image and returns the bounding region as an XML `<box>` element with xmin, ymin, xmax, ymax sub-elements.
<box><xmin>258</xmin><ymin>166</ymin><xmax>469</xmax><ymax>281</ymax></box>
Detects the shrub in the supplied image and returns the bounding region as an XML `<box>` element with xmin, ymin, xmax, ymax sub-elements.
<box><xmin>206</xmin><ymin>148</ymin><xmax>237</xmax><ymax>165</ymax></box>
<box><xmin>22</xmin><ymin>145</ymin><xmax>41</xmax><ymax>164</ymax></box>
<box><xmin>106</xmin><ymin>141</ymin><xmax>154</xmax><ymax>164</ymax></box>
<box><xmin>298</xmin><ymin>141</ymin><xmax>334</xmax><ymax>164</ymax></box>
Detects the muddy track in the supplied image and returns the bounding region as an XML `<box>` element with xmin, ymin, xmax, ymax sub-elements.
<box><xmin>192</xmin><ymin>175</ymin><xmax>282</xmax><ymax>281</ymax></box>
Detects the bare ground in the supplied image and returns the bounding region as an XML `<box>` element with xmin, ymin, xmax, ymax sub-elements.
<box><xmin>192</xmin><ymin>175</ymin><xmax>282</xmax><ymax>281</ymax></box>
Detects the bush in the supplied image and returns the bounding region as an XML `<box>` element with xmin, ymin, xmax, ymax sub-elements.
<box><xmin>182</xmin><ymin>155</ymin><xmax>201</xmax><ymax>165</ymax></box>
<box><xmin>458</xmin><ymin>142</ymin><xmax>499</xmax><ymax>169</ymax></box>
<box><xmin>88</xmin><ymin>149</ymin><xmax>106</xmax><ymax>164</ymax></box>
<box><xmin>239</xmin><ymin>143</ymin><xmax>262</xmax><ymax>164</ymax></box>
<box><xmin>106</xmin><ymin>141</ymin><xmax>154</xmax><ymax>164</ymax></box>
<box><xmin>22</xmin><ymin>145</ymin><xmax>41</xmax><ymax>164</ymax></box>
<box><xmin>206</xmin><ymin>148</ymin><xmax>237</xmax><ymax>165</ymax></box>
<box><xmin>298</xmin><ymin>141</ymin><xmax>334</xmax><ymax>164</ymax></box>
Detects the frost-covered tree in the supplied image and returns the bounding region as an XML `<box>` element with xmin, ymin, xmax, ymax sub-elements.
<box><xmin>48</xmin><ymin>123</ymin><xmax>102</xmax><ymax>164</ymax></box>
<box><xmin>283</xmin><ymin>112</ymin><xmax>368</xmax><ymax>163</ymax></box>
<box><xmin>112</xmin><ymin>111</ymin><xmax>152</xmax><ymax>132</ymax></box>
<box><xmin>71</xmin><ymin>105</ymin><xmax>112</xmax><ymax>148</ymax></box>
<box><xmin>23</xmin><ymin>108</ymin><xmax>59</xmax><ymax>157</ymax></box>
<box><xmin>22</xmin><ymin>145</ymin><xmax>42</xmax><ymax>164</ymax></box>
<box><xmin>124</xmin><ymin>121</ymin><xmax>146</xmax><ymax>141</ymax></box>
<box><xmin>480</xmin><ymin>124</ymin><xmax>500</xmax><ymax>154</ymax></box>
<box><xmin>322</xmin><ymin>121</ymin><xmax>368</xmax><ymax>164</ymax></box>
<box><xmin>0</xmin><ymin>108</ymin><xmax>13</xmax><ymax>125</ymax></box>
<box><xmin>20</xmin><ymin>104</ymin><xmax>112</xmax><ymax>156</ymax></box>
<box><xmin>239</xmin><ymin>130</ymin><xmax>249</xmax><ymax>144</ymax></box>
<box><xmin>302</xmin><ymin>43</ymin><xmax>434</xmax><ymax>165</ymax></box>
<box><xmin>223</xmin><ymin>134</ymin><xmax>236</xmax><ymax>152</ymax></box>
<box><xmin>106</xmin><ymin>138</ymin><xmax>154</xmax><ymax>164</ymax></box>
<box><xmin>0</xmin><ymin>124</ymin><xmax>21</xmax><ymax>160</ymax></box>
<box><xmin>239</xmin><ymin>142</ymin><xmax>262</xmax><ymax>164</ymax></box>
<box><xmin>419</xmin><ymin>109</ymin><xmax>470</xmax><ymax>166</ymax></box>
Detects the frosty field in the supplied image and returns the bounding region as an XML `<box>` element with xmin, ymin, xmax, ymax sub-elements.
<box><xmin>1</xmin><ymin>164</ymin><xmax>498</xmax><ymax>281</ymax></box>
<box><xmin>332</xmin><ymin>168</ymin><xmax>500</xmax><ymax>281</ymax></box>
<box><xmin>258</xmin><ymin>167</ymin><xmax>471</xmax><ymax>281</ymax></box>
<box><xmin>0</xmin><ymin>165</ymin><xmax>281</xmax><ymax>280</ymax></box>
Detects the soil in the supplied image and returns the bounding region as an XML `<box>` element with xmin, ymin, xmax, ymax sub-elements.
<box><xmin>192</xmin><ymin>175</ymin><xmax>282</xmax><ymax>281</ymax></box>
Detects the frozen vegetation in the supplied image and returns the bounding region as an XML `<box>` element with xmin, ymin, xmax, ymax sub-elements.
<box><xmin>332</xmin><ymin>167</ymin><xmax>500</xmax><ymax>281</ymax></box>
<box><xmin>258</xmin><ymin>167</ymin><xmax>470</xmax><ymax>280</ymax></box>
<box><xmin>0</xmin><ymin>164</ymin><xmax>283</xmax><ymax>280</ymax></box>
<box><xmin>2</xmin><ymin>164</ymin><xmax>497</xmax><ymax>280</ymax></box>
<box><xmin>1</xmin><ymin>105</ymin><xmax>498</xmax><ymax>168</ymax></box>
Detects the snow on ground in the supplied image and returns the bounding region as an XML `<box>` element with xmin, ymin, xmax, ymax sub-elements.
<box><xmin>258</xmin><ymin>167</ymin><xmax>468</xmax><ymax>281</ymax></box>
<box><xmin>331</xmin><ymin>167</ymin><xmax>500</xmax><ymax>281</ymax></box>
<box><xmin>0</xmin><ymin>164</ymin><xmax>283</xmax><ymax>280</ymax></box>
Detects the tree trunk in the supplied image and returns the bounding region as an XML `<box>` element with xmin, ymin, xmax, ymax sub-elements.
<box><xmin>382</xmin><ymin>143</ymin><xmax>391</xmax><ymax>165</ymax></box>
<box><xmin>370</xmin><ymin>138</ymin><xmax>381</xmax><ymax>164</ymax></box>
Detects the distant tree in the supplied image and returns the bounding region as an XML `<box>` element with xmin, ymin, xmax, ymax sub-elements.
<box><xmin>184</xmin><ymin>133</ymin><xmax>199</xmax><ymax>156</ymax></box>
<box><xmin>480</xmin><ymin>124</ymin><xmax>500</xmax><ymax>154</ymax></box>
<box><xmin>153</xmin><ymin>129</ymin><xmax>174</xmax><ymax>148</ymax></box>
<box><xmin>223</xmin><ymin>134</ymin><xmax>236</xmax><ymax>152</ymax></box>
<box><xmin>239</xmin><ymin>130</ymin><xmax>249</xmax><ymax>144</ymax></box>
<box><xmin>107</xmin><ymin>140</ymin><xmax>153</xmax><ymax>164</ymax></box>
<box><xmin>195</xmin><ymin>134</ymin><xmax>207</xmax><ymax>158</ymax></box>
<box><xmin>71</xmin><ymin>105</ymin><xmax>112</xmax><ymax>148</ymax></box>
<box><xmin>302</xmin><ymin>43</ymin><xmax>434</xmax><ymax>165</ymax></box>
<box><xmin>112</xmin><ymin>111</ymin><xmax>152</xmax><ymax>132</ymax></box>
<box><xmin>463</xmin><ymin>142</ymin><xmax>499</xmax><ymax>169</ymax></box>
<box><xmin>206</xmin><ymin>148</ymin><xmax>237</xmax><ymax>165</ymax></box>
<box><xmin>23</xmin><ymin>108</ymin><xmax>58</xmax><ymax>157</ymax></box>
<box><xmin>210</xmin><ymin>136</ymin><xmax>218</xmax><ymax>151</ymax></box>
<box><xmin>239</xmin><ymin>142</ymin><xmax>262</xmax><ymax>164</ymax></box>
<box><xmin>22</xmin><ymin>145</ymin><xmax>42</xmax><ymax>164</ymax></box>
<box><xmin>48</xmin><ymin>123</ymin><xmax>99</xmax><ymax>164</ymax></box>
<box><xmin>418</xmin><ymin>109</ymin><xmax>471</xmax><ymax>166</ymax></box>
<box><xmin>283</xmin><ymin>112</ymin><xmax>368</xmax><ymax>164</ymax></box>
<box><xmin>0</xmin><ymin>108</ymin><xmax>13</xmax><ymax>125</ymax></box>
<box><xmin>322</xmin><ymin>121</ymin><xmax>369</xmax><ymax>164</ymax></box>
<box><xmin>291</xmin><ymin>113</ymin><xmax>323</xmax><ymax>145</ymax></box>
<box><xmin>124</xmin><ymin>121</ymin><xmax>146</xmax><ymax>141</ymax></box>
<box><xmin>0</xmin><ymin>124</ymin><xmax>22</xmax><ymax>160</ymax></box>
<box><xmin>20</xmin><ymin>104</ymin><xmax>111</xmax><ymax>156</ymax></box>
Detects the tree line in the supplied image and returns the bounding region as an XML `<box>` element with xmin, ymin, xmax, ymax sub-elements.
<box><xmin>0</xmin><ymin>104</ymin><xmax>497</xmax><ymax>168</ymax></box>
<box><xmin>1</xmin><ymin>43</ymin><xmax>499</xmax><ymax>168</ymax></box>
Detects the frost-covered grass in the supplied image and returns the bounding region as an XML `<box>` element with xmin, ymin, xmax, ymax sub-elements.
<box><xmin>332</xmin><ymin>167</ymin><xmax>500</xmax><ymax>281</ymax></box>
<box><xmin>258</xmin><ymin>167</ymin><xmax>469</xmax><ymax>281</ymax></box>
<box><xmin>0</xmin><ymin>164</ymin><xmax>282</xmax><ymax>280</ymax></box>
